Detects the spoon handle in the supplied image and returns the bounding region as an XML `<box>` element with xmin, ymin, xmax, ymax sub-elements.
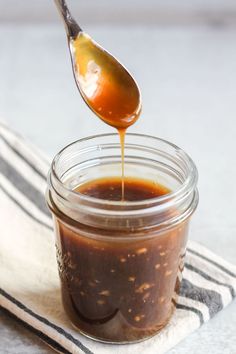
<box><xmin>54</xmin><ymin>0</ymin><xmax>82</xmax><ymax>39</ymax></box>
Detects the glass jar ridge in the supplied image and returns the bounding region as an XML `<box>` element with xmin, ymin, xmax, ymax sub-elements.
<box><xmin>47</xmin><ymin>133</ymin><xmax>198</xmax><ymax>236</ymax></box>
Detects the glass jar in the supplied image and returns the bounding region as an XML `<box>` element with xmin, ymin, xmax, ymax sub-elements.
<box><xmin>46</xmin><ymin>133</ymin><xmax>198</xmax><ymax>343</ymax></box>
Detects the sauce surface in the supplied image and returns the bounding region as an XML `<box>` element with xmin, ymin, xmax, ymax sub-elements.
<box><xmin>77</xmin><ymin>176</ymin><xmax>170</xmax><ymax>201</ymax></box>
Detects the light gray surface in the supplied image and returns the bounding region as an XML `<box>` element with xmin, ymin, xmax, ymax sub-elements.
<box><xmin>1</xmin><ymin>0</ymin><xmax>236</xmax><ymax>26</ymax></box>
<box><xmin>0</xmin><ymin>24</ymin><xmax>236</xmax><ymax>353</ymax></box>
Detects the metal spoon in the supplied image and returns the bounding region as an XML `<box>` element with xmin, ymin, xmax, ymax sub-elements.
<box><xmin>54</xmin><ymin>0</ymin><xmax>142</xmax><ymax>130</ymax></box>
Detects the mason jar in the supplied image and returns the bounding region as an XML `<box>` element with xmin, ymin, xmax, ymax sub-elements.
<box><xmin>46</xmin><ymin>133</ymin><xmax>198</xmax><ymax>343</ymax></box>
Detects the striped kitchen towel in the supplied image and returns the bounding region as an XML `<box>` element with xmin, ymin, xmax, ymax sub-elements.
<box><xmin>0</xmin><ymin>120</ymin><xmax>236</xmax><ymax>354</ymax></box>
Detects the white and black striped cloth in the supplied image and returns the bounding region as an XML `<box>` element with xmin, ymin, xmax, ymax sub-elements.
<box><xmin>0</xmin><ymin>121</ymin><xmax>236</xmax><ymax>354</ymax></box>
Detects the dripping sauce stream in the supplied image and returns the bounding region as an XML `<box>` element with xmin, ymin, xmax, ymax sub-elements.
<box><xmin>118</xmin><ymin>128</ymin><xmax>126</xmax><ymax>201</ymax></box>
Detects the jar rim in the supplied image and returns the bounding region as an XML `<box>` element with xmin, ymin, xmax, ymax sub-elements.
<box><xmin>50</xmin><ymin>132</ymin><xmax>198</xmax><ymax>208</ymax></box>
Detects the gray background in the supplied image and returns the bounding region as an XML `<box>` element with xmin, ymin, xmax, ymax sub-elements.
<box><xmin>0</xmin><ymin>0</ymin><xmax>236</xmax><ymax>353</ymax></box>
<box><xmin>1</xmin><ymin>0</ymin><xmax>236</xmax><ymax>25</ymax></box>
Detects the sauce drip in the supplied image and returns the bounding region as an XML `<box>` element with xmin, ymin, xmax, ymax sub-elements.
<box><xmin>71</xmin><ymin>33</ymin><xmax>141</xmax><ymax>199</ymax></box>
<box><xmin>119</xmin><ymin>129</ymin><xmax>125</xmax><ymax>200</ymax></box>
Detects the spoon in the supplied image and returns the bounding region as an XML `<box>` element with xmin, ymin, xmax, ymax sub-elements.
<box><xmin>54</xmin><ymin>0</ymin><xmax>142</xmax><ymax>130</ymax></box>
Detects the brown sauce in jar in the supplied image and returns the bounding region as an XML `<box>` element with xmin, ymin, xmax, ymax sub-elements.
<box><xmin>55</xmin><ymin>177</ymin><xmax>188</xmax><ymax>342</ymax></box>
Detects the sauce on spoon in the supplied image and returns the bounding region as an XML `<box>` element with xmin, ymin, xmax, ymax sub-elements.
<box><xmin>71</xmin><ymin>33</ymin><xmax>141</xmax><ymax>129</ymax></box>
<box><xmin>70</xmin><ymin>33</ymin><xmax>142</xmax><ymax>198</ymax></box>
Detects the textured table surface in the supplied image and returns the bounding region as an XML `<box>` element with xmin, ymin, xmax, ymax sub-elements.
<box><xmin>0</xmin><ymin>23</ymin><xmax>236</xmax><ymax>353</ymax></box>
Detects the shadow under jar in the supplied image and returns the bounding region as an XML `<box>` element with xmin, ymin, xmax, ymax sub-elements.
<box><xmin>46</xmin><ymin>133</ymin><xmax>198</xmax><ymax>343</ymax></box>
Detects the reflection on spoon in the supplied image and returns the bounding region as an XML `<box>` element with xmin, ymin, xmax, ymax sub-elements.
<box><xmin>70</xmin><ymin>32</ymin><xmax>141</xmax><ymax>130</ymax></box>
